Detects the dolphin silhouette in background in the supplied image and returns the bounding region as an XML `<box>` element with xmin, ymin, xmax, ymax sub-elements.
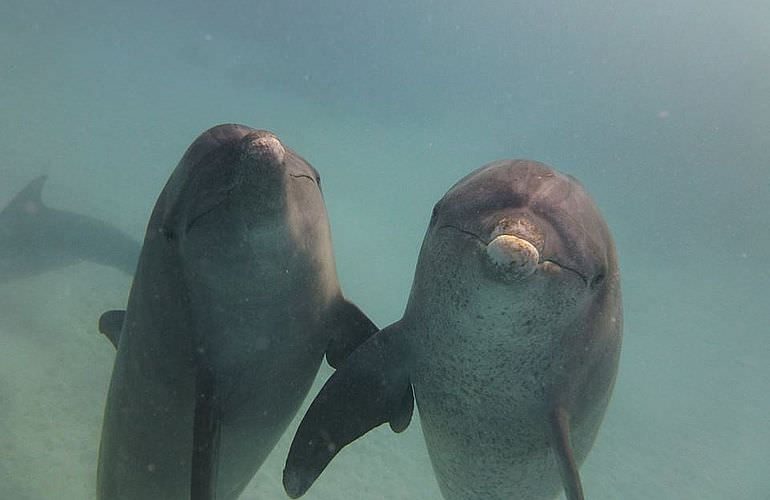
<box><xmin>0</xmin><ymin>176</ymin><xmax>140</xmax><ymax>283</ymax></box>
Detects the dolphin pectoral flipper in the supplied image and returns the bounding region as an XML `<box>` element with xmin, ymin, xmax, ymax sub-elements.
<box><xmin>191</xmin><ymin>364</ymin><xmax>221</xmax><ymax>500</ymax></box>
<box><xmin>549</xmin><ymin>406</ymin><xmax>585</xmax><ymax>500</ymax></box>
<box><xmin>324</xmin><ymin>298</ymin><xmax>379</xmax><ymax>368</ymax></box>
<box><xmin>284</xmin><ymin>323</ymin><xmax>414</xmax><ymax>498</ymax></box>
<box><xmin>98</xmin><ymin>310</ymin><xmax>125</xmax><ymax>348</ymax></box>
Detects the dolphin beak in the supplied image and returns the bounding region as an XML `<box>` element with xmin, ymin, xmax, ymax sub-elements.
<box><xmin>242</xmin><ymin>133</ymin><xmax>285</xmax><ymax>168</ymax></box>
<box><xmin>485</xmin><ymin>234</ymin><xmax>539</xmax><ymax>280</ymax></box>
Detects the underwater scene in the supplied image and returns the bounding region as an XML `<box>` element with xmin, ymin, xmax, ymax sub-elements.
<box><xmin>0</xmin><ymin>1</ymin><xmax>768</xmax><ymax>499</ymax></box>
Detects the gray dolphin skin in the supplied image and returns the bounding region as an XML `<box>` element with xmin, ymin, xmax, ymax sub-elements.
<box><xmin>97</xmin><ymin>123</ymin><xmax>377</xmax><ymax>499</ymax></box>
<box><xmin>0</xmin><ymin>176</ymin><xmax>139</xmax><ymax>283</ymax></box>
<box><xmin>284</xmin><ymin>160</ymin><xmax>622</xmax><ymax>500</ymax></box>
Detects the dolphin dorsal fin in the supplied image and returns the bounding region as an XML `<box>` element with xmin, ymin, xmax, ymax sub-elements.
<box><xmin>4</xmin><ymin>176</ymin><xmax>48</xmax><ymax>216</ymax></box>
<box><xmin>550</xmin><ymin>406</ymin><xmax>585</xmax><ymax>500</ymax></box>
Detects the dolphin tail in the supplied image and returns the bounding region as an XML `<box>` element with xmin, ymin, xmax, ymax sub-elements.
<box><xmin>550</xmin><ymin>406</ymin><xmax>585</xmax><ymax>500</ymax></box>
<box><xmin>323</xmin><ymin>298</ymin><xmax>379</xmax><ymax>368</ymax></box>
<box><xmin>283</xmin><ymin>322</ymin><xmax>414</xmax><ymax>498</ymax></box>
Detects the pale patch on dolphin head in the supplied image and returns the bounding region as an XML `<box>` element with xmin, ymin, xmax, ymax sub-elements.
<box><xmin>491</xmin><ymin>217</ymin><xmax>543</xmax><ymax>252</ymax></box>
<box><xmin>484</xmin><ymin>216</ymin><xmax>545</xmax><ymax>282</ymax></box>
<box><xmin>485</xmin><ymin>234</ymin><xmax>539</xmax><ymax>281</ymax></box>
<box><xmin>241</xmin><ymin>132</ymin><xmax>285</xmax><ymax>168</ymax></box>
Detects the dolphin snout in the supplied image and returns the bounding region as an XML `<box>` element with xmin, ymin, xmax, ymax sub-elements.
<box><xmin>485</xmin><ymin>234</ymin><xmax>539</xmax><ymax>280</ymax></box>
<box><xmin>242</xmin><ymin>132</ymin><xmax>285</xmax><ymax>167</ymax></box>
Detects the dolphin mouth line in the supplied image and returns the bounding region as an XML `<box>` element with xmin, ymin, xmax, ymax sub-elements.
<box><xmin>186</xmin><ymin>199</ymin><xmax>229</xmax><ymax>233</ymax></box>
<box><xmin>185</xmin><ymin>175</ymin><xmax>316</xmax><ymax>233</ymax></box>
<box><xmin>289</xmin><ymin>173</ymin><xmax>318</xmax><ymax>184</ymax></box>
<box><xmin>438</xmin><ymin>224</ymin><xmax>588</xmax><ymax>284</ymax></box>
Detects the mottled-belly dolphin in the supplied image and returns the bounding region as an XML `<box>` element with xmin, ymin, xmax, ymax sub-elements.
<box><xmin>97</xmin><ymin>123</ymin><xmax>377</xmax><ymax>499</ymax></box>
<box><xmin>284</xmin><ymin>160</ymin><xmax>622</xmax><ymax>500</ymax></box>
<box><xmin>0</xmin><ymin>176</ymin><xmax>139</xmax><ymax>283</ymax></box>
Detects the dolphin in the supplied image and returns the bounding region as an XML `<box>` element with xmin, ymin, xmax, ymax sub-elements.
<box><xmin>283</xmin><ymin>160</ymin><xmax>622</xmax><ymax>500</ymax></box>
<box><xmin>96</xmin><ymin>123</ymin><xmax>377</xmax><ymax>500</ymax></box>
<box><xmin>0</xmin><ymin>176</ymin><xmax>140</xmax><ymax>283</ymax></box>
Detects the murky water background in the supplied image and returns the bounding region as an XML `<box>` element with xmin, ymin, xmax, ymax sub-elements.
<box><xmin>1</xmin><ymin>1</ymin><xmax>768</xmax><ymax>498</ymax></box>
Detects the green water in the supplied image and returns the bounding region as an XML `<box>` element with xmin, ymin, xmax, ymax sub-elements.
<box><xmin>0</xmin><ymin>1</ymin><xmax>768</xmax><ymax>498</ymax></box>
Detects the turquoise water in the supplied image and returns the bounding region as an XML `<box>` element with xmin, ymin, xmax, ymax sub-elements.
<box><xmin>1</xmin><ymin>1</ymin><xmax>768</xmax><ymax>498</ymax></box>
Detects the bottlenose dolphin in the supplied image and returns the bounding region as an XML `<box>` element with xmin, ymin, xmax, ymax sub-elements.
<box><xmin>97</xmin><ymin>124</ymin><xmax>377</xmax><ymax>500</ymax></box>
<box><xmin>284</xmin><ymin>160</ymin><xmax>622</xmax><ymax>500</ymax></box>
<box><xmin>0</xmin><ymin>176</ymin><xmax>139</xmax><ymax>282</ymax></box>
